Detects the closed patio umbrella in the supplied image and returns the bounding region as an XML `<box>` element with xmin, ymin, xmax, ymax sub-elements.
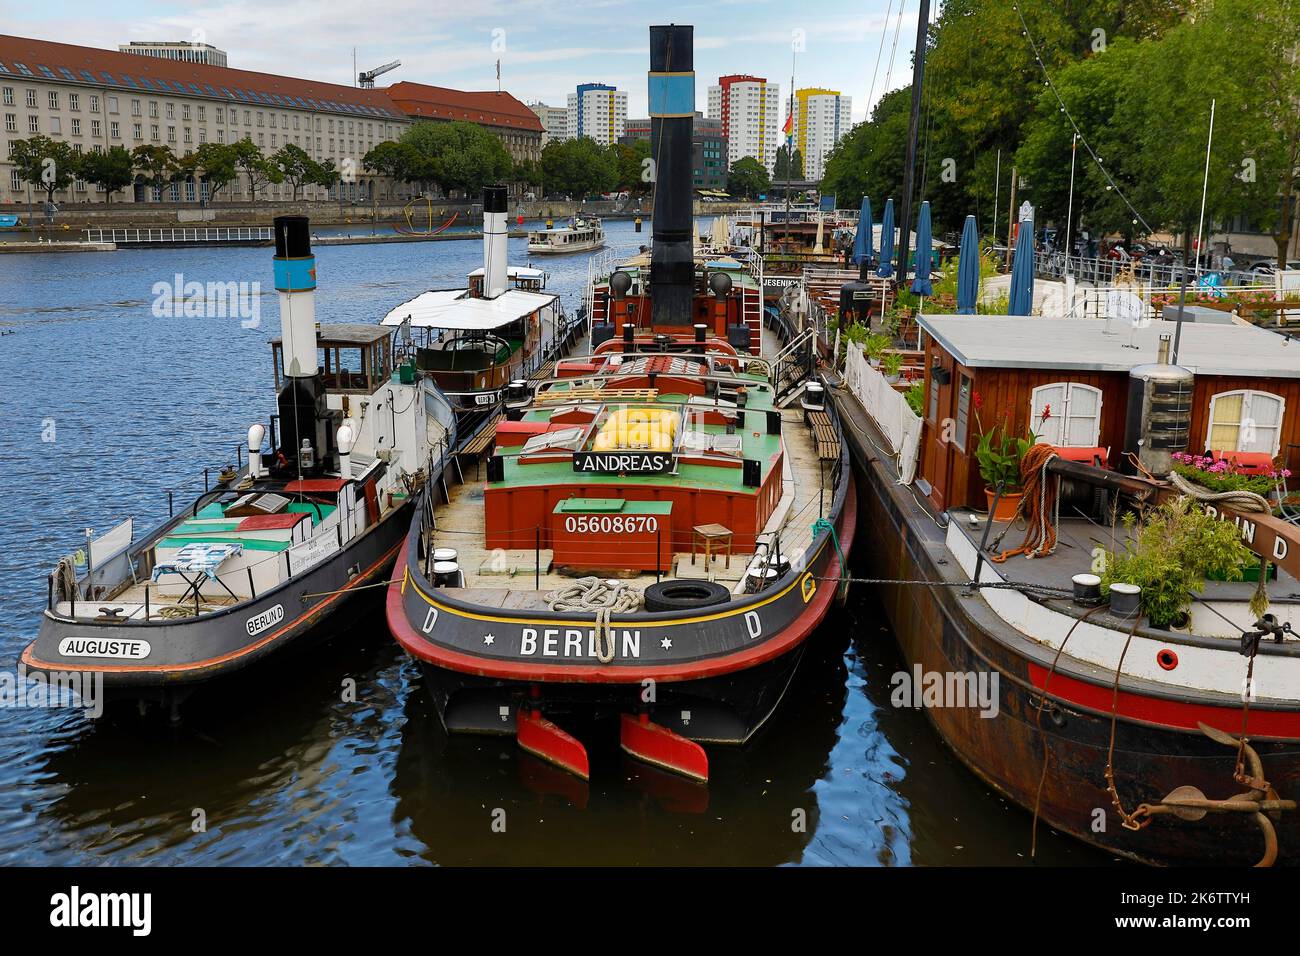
<box><xmin>911</xmin><ymin>201</ymin><xmax>934</xmax><ymax>297</ymax></box>
<box><xmin>852</xmin><ymin>197</ymin><xmax>874</xmax><ymax>269</ymax></box>
<box><xmin>1008</xmin><ymin>217</ymin><xmax>1036</xmax><ymax>315</ymax></box>
<box><xmin>956</xmin><ymin>214</ymin><xmax>979</xmax><ymax>314</ymax></box>
<box><xmin>876</xmin><ymin>198</ymin><xmax>895</xmax><ymax>279</ymax></box>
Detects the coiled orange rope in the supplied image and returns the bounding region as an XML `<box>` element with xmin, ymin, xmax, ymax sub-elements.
<box><xmin>989</xmin><ymin>443</ymin><xmax>1060</xmax><ymax>562</ymax></box>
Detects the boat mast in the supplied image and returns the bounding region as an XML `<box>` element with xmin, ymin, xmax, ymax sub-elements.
<box><xmin>895</xmin><ymin>0</ymin><xmax>931</xmax><ymax>290</ymax></box>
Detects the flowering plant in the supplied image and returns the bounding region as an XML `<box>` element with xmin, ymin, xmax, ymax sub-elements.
<box><xmin>1170</xmin><ymin>452</ymin><xmax>1288</xmax><ymax>497</ymax></box>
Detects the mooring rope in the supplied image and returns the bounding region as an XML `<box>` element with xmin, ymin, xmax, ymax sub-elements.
<box><xmin>545</xmin><ymin>576</ymin><xmax>642</xmax><ymax>664</ymax></box>
<box><xmin>1169</xmin><ymin>470</ymin><xmax>1271</xmax><ymax>514</ymax></box>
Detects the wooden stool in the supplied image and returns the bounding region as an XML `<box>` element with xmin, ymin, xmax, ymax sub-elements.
<box><xmin>692</xmin><ymin>523</ymin><xmax>733</xmax><ymax>569</ymax></box>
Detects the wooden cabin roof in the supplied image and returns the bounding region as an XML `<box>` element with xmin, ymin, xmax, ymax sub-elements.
<box><xmin>918</xmin><ymin>315</ymin><xmax>1300</xmax><ymax>379</ymax></box>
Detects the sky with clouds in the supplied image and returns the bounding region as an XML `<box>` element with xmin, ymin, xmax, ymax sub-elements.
<box><xmin>0</xmin><ymin>0</ymin><xmax>927</xmax><ymax>122</ymax></box>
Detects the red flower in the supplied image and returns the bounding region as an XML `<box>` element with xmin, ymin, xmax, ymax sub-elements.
<box><xmin>1041</xmin><ymin>403</ymin><xmax>1052</xmax><ymax>421</ymax></box>
<box><xmin>973</xmin><ymin>390</ymin><xmax>984</xmax><ymax>411</ymax></box>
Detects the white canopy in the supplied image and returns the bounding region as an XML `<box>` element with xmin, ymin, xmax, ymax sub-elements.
<box><xmin>467</xmin><ymin>265</ymin><xmax>546</xmax><ymax>280</ymax></box>
<box><xmin>381</xmin><ymin>289</ymin><xmax>557</xmax><ymax>330</ymax></box>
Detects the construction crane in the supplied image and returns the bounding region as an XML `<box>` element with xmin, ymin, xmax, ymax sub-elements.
<box><xmin>358</xmin><ymin>60</ymin><xmax>400</xmax><ymax>88</ymax></box>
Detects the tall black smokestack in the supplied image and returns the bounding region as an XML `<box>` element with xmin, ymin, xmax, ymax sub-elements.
<box><xmin>649</xmin><ymin>24</ymin><xmax>694</xmax><ymax>327</ymax></box>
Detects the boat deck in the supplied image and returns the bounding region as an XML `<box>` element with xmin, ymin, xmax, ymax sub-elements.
<box><xmin>427</xmin><ymin>331</ymin><xmax>836</xmax><ymax>610</ymax></box>
<box><xmin>951</xmin><ymin>508</ymin><xmax>1300</xmax><ymax>640</ymax></box>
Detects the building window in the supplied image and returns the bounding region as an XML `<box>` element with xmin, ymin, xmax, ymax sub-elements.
<box><xmin>3</xmin><ymin>114</ymin><xmax>13</xmax><ymax>133</ymax></box>
<box><xmin>954</xmin><ymin>374</ymin><xmax>972</xmax><ymax>450</ymax></box>
<box><xmin>1031</xmin><ymin>383</ymin><xmax>1103</xmax><ymax>447</ymax></box>
<box><xmin>166</xmin><ymin>103</ymin><xmax>174</xmax><ymax>119</ymax></box>
<box><xmin>48</xmin><ymin>91</ymin><xmax>58</xmax><ymax>109</ymax></box>
<box><xmin>71</xmin><ymin>118</ymin><xmax>81</xmax><ymax>136</ymax></box>
<box><xmin>69</xmin><ymin>93</ymin><xmax>79</xmax><ymax>111</ymax></box>
<box><xmin>1207</xmin><ymin>390</ymin><xmax>1284</xmax><ymax>455</ymax></box>
<box><xmin>1</xmin><ymin>88</ymin><xmax>13</xmax><ymax>107</ymax></box>
<box><xmin>149</xmin><ymin>101</ymin><xmax>158</xmax><ymax>118</ymax></box>
<box><xmin>49</xmin><ymin>117</ymin><xmax>60</xmax><ymax>135</ymax></box>
<box><xmin>182</xmin><ymin>104</ymin><xmax>191</xmax><ymax>120</ymax></box>
<box><xmin>90</xmin><ymin>95</ymin><xmax>100</xmax><ymax>113</ymax></box>
<box><xmin>25</xmin><ymin>89</ymin><xmax>36</xmax><ymax>108</ymax></box>
<box><xmin>107</xmin><ymin>96</ymin><xmax>118</xmax><ymax>114</ymax></box>
<box><xmin>198</xmin><ymin>106</ymin><xmax>205</xmax><ymax>121</ymax></box>
<box><xmin>27</xmin><ymin>115</ymin><xmax>38</xmax><ymax>133</ymax></box>
<box><xmin>110</xmin><ymin>121</ymin><xmax>119</xmax><ymax>139</ymax></box>
<box><xmin>90</xmin><ymin>119</ymin><xmax>101</xmax><ymax>137</ymax></box>
<box><xmin>151</xmin><ymin>124</ymin><xmax>159</xmax><ymax>141</ymax></box>
<box><xmin>10</xmin><ymin>170</ymin><xmax>21</xmax><ymax>192</ymax></box>
<box><xmin>167</xmin><ymin>126</ymin><xmax>176</xmax><ymax>143</ymax></box>
<box><xmin>131</xmin><ymin>99</ymin><xmax>141</xmax><ymax>116</ymax></box>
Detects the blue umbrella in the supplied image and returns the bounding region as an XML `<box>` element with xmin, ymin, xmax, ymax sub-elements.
<box><xmin>852</xmin><ymin>197</ymin><xmax>874</xmax><ymax>267</ymax></box>
<box><xmin>876</xmin><ymin>198</ymin><xmax>895</xmax><ymax>278</ymax></box>
<box><xmin>956</xmin><ymin>214</ymin><xmax>979</xmax><ymax>314</ymax></box>
<box><xmin>911</xmin><ymin>201</ymin><xmax>934</xmax><ymax>296</ymax></box>
<box><xmin>1008</xmin><ymin>217</ymin><xmax>1036</xmax><ymax>315</ymax></box>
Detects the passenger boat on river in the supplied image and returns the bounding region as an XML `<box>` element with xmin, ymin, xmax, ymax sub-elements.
<box><xmin>527</xmin><ymin>216</ymin><xmax>606</xmax><ymax>255</ymax></box>
<box><xmin>831</xmin><ymin>306</ymin><xmax>1300</xmax><ymax>865</ymax></box>
<box><xmin>22</xmin><ymin>218</ymin><xmax>456</xmax><ymax>715</ymax></box>
<box><xmin>382</xmin><ymin>189</ymin><xmax>569</xmax><ymax>418</ymax></box>
<box><xmin>387</xmin><ymin>25</ymin><xmax>855</xmax><ymax>783</ymax></box>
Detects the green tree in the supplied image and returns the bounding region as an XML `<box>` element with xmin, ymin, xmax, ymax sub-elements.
<box><xmin>9</xmin><ymin>136</ymin><xmax>79</xmax><ymax>203</ymax></box>
<box><xmin>230</xmin><ymin>138</ymin><xmax>282</xmax><ymax>200</ymax></box>
<box><xmin>726</xmin><ymin>156</ymin><xmax>771</xmax><ymax>200</ymax></box>
<box><xmin>270</xmin><ymin>143</ymin><xmax>328</xmax><ymax>201</ymax></box>
<box><xmin>364</xmin><ymin>141</ymin><xmax>430</xmax><ymax>195</ymax></box>
<box><xmin>540</xmin><ymin>137</ymin><xmax>617</xmax><ymax>198</ymax></box>
<box><xmin>773</xmin><ymin>145</ymin><xmax>804</xmax><ymax>182</ymax></box>
<box><xmin>79</xmin><ymin>145</ymin><xmax>134</xmax><ymax>203</ymax></box>
<box><xmin>611</xmin><ymin>139</ymin><xmax>652</xmax><ymax>194</ymax></box>
<box><xmin>401</xmin><ymin>121</ymin><xmax>513</xmax><ymax>197</ymax></box>
<box><xmin>821</xmin><ymin>88</ymin><xmax>910</xmax><ymax>209</ymax></box>
<box><xmin>185</xmin><ymin>142</ymin><xmax>239</xmax><ymax>202</ymax></box>
<box><xmin>131</xmin><ymin>144</ymin><xmax>180</xmax><ymax>198</ymax></box>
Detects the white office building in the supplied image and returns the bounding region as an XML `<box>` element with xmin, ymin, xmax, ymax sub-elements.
<box><xmin>790</xmin><ymin>88</ymin><xmax>852</xmax><ymax>180</ymax></box>
<box><xmin>565</xmin><ymin>83</ymin><xmax>626</xmax><ymax>147</ymax></box>
<box><xmin>706</xmin><ymin>74</ymin><xmax>780</xmax><ymax>173</ymax></box>
<box><xmin>529</xmin><ymin>102</ymin><xmax>568</xmax><ymax>145</ymax></box>
<box><xmin>119</xmin><ymin>41</ymin><xmax>229</xmax><ymax>68</ymax></box>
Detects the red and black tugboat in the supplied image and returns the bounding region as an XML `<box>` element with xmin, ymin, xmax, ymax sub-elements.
<box><xmin>386</xmin><ymin>24</ymin><xmax>855</xmax><ymax>782</ymax></box>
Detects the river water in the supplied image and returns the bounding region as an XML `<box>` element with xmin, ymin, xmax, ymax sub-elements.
<box><xmin>0</xmin><ymin>217</ymin><xmax>1110</xmax><ymax>865</ymax></box>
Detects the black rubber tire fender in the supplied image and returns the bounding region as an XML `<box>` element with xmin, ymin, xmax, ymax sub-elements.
<box><xmin>642</xmin><ymin>579</ymin><xmax>732</xmax><ymax>613</ymax></box>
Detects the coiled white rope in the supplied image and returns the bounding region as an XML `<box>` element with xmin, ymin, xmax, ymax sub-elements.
<box><xmin>1170</xmin><ymin>471</ymin><xmax>1271</xmax><ymax>514</ymax></box>
<box><xmin>545</xmin><ymin>576</ymin><xmax>642</xmax><ymax>664</ymax></box>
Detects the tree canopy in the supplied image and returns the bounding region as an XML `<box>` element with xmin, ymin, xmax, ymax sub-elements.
<box><xmin>400</xmin><ymin>121</ymin><xmax>513</xmax><ymax>197</ymax></box>
<box><xmin>726</xmin><ymin>156</ymin><xmax>771</xmax><ymax>200</ymax></box>
<box><xmin>819</xmin><ymin>0</ymin><xmax>1300</xmax><ymax>266</ymax></box>
<box><xmin>540</xmin><ymin>137</ymin><xmax>618</xmax><ymax>198</ymax></box>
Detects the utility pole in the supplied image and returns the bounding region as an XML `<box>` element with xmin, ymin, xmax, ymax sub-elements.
<box><xmin>1005</xmin><ymin>167</ymin><xmax>1018</xmax><ymax>269</ymax></box>
<box><xmin>895</xmin><ymin>0</ymin><xmax>931</xmax><ymax>290</ymax></box>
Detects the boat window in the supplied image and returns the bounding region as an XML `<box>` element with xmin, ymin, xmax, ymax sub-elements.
<box><xmin>954</xmin><ymin>374</ymin><xmax>972</xmax><ymax>451</ymax></box>
<box><xmin>520</xmin><ymin>427</ymin><xmax>585</xmax><ymax>455</ymax></box>
<box><xmin>1030</xmin><ymin>382</ymin><xmax>1102</xmax><ymax>447</ymax></box>
<box><xmin>1207</xmin><ymin>389</ymin><xmax>1284</xmax><ymax>455</ymax></box>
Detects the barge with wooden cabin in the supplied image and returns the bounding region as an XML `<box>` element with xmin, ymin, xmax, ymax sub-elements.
<box><xmin>832</xmin><ymin>308</ymin><xmax>1300</xmax><ymax>865</ymax></box>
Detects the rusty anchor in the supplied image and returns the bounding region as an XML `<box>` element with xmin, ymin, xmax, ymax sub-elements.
<box><xmin>1136</xmin><ymin>722</ymin><xmax>1297</xmax><ymax>867</ymax></box>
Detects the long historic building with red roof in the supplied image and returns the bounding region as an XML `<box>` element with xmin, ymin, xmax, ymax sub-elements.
<box><xmin>0</xmin><ymin>33</ymin><xmax>538</xmax><ymax>205</ymax></box>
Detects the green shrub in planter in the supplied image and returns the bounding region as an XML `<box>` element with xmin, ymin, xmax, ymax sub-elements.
<box><xmin>1100</xmin><ymin>497</ymin><xmax>1253</xmax><ymax>628</ymax></box>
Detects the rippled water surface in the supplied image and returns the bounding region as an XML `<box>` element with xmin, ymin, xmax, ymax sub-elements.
<box><xmin>0</xmin><ymin>219</ymin><xmax>1108</xmax><ymax>865</ymax></box>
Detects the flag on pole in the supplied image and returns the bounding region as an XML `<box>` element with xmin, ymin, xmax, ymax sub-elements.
<box><xmin>782</xmin><ymin>112</ymin><xmax>793</xmax><ymax>145</ymax></box>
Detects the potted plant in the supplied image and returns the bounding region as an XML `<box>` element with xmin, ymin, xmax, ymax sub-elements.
<box><xmin>975</xmin><ymin>424</ymin><xmax>1033</xmax><ymax>520</ymax></box>
<box><xmin>864</xmin><ymin>332</ymin><xmax>891</xmax><ymax>366</ymax></box>
<box><xmin>1099</xmin><ymin>497</ymin><xmax>1253</xmax><ymax>629</ymax></box>
<box><xmin>882</xmin><ymin>352</ymin><xmax>904</xmax><ymax>384</ymax></box>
